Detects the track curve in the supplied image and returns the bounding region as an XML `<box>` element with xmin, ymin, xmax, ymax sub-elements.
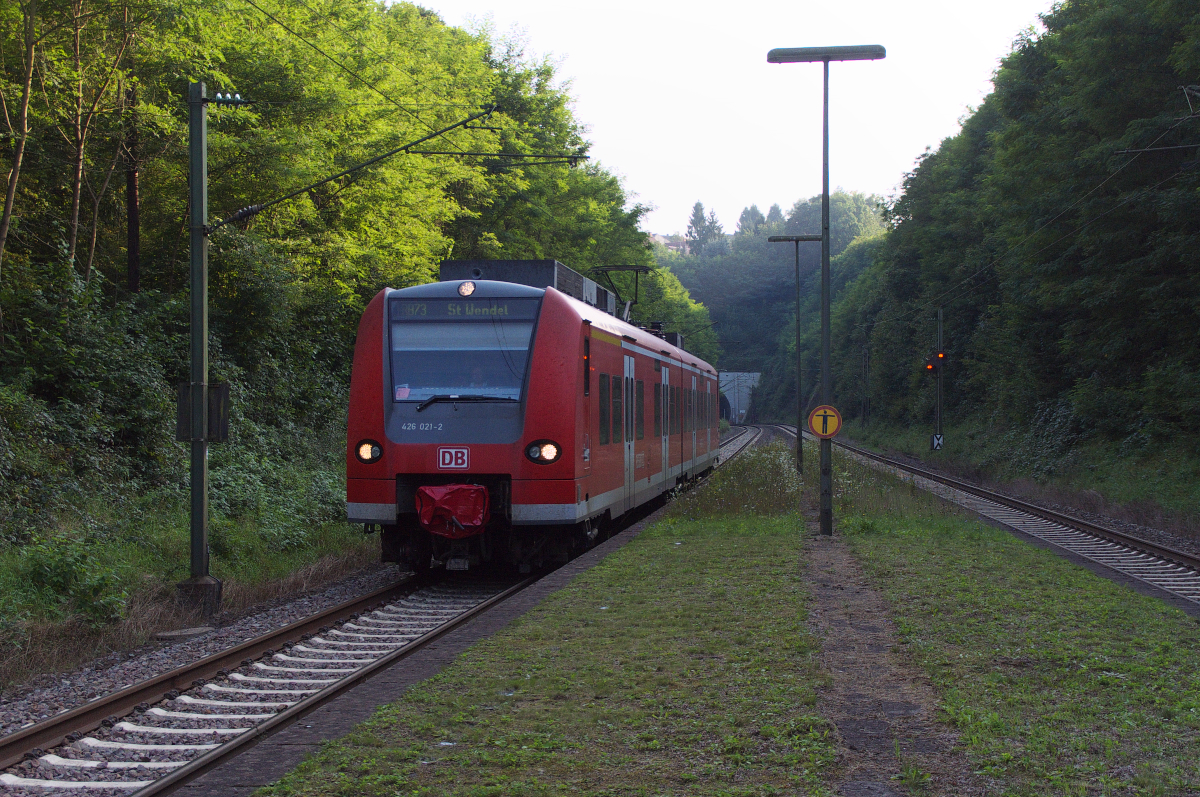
<box><xmin>774</xmin><ymin>424</ymin><xmax>1200</xmax><ymax>607</ymax></box>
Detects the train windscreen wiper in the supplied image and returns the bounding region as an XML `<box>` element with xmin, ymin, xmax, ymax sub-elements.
<box><xmin>414</xmin><ymin>394</ymin><xmax>520</xmax><ymax>413</ymax></box>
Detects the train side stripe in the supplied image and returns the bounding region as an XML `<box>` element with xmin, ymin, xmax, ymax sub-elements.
<box><xmin>591</xmin><ymin>329</ymin><xmax>621</xmax><ymax>346</ymax></box>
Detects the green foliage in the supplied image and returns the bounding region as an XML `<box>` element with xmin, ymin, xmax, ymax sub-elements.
<box><xmin>0</xmin><ymin>0</ymin><xmax>688</xmax><ymax>635</ymax></box>
<box><xmin>20</xmin><ymin>538</ymin><xmax>127</xmax><ymax>627</ymax></box>
<box><xmin>684</xmin><ymin>200</ymin><xmax>724</xmax><ymax>257</ymax></box>
<box><xmin>668</xmin><ymin>441</ymin><xmax>800</xmax><ymax>519</ymax></box>
<box><xmin>684</xmin><ymin>0</ymin><xmax>1200</xmax><ymax>453</ymax></box>
<box><xmin>661</xmin><ymin>191</ymin><xmax>883</xmax><ymax>414</ymax></box>
<box><xmin>791</xmin><ymin>0</ymin><xmax>1200</xmax><ymax>444</ymax></box>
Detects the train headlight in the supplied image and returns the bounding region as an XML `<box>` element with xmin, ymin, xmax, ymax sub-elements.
<box><xmin>525</xmin><ymin>440</ymin><xmax>561</xmax><ymax>464</ymax></box>
<box><xmin>458</xmin><ymin>281</ymin><xmax>476</xmax><ymax>297</ymax></box>
<box><xmin>355</xmin><ymin>440</ymin><xmax>383</xmax><ymax>463</ymax></box>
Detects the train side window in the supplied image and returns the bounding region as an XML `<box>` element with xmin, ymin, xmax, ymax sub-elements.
<box><xmin>673</xmin><ymin>385</ymin><xmax>680</xmax><ymax>435</ymax></box>
<box><xmin>583</xmin><ymin>338</ymin><xmax>590</xmax><ymax>396</ymax></box>
<box><xmin>681</xmin><ymin>387</ymin><xmax>687</xmax><ymax>434</ymax></box>
<box><xmin>612</xmin><ymin>375</ymin><xmax>624</xmax><ymax>443</ymax></box>
<box><xmin>653</xmin><ymin>383</ymin><xmax>661</xmax><ymax>437</ymax></box>
<box><xmin>599</xmin><ymin>374</ymin><xmax>610</xmax><ymax>444</ymax></box>
<box><xmin>635</xmin><ymin>380</ymin><xmax>645</xmax><ymax>440</ymax></box>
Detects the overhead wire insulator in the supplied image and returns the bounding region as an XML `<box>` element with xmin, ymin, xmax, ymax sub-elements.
<box><xmin>229</xmin><ymin>204</ymin><xmax>264</xmax><ymax>222</ymax></box>
<box><xmin>211</xmin><ymin>91</ymin><xmax>251</xmax><ymax>107</ymax></box>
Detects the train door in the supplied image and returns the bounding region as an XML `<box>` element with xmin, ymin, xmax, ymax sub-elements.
<box><xmin>624</xmin><ymin>355</ymin><xmax>636</xmax><ymax>511</ymax></box>
<box><xmin>690</xmin><ymin>374</ymin><xmax>697</xmax><ymax>468</ymax></box>
<box><xmin>661</xmin><ymin>366</ymin><xmax>670</xmax><ymax>481</ymax></box>
<box><xmin>706</xmin><ymin>380</ymin><xmax>712</xmax><ymax>455</ymax></box>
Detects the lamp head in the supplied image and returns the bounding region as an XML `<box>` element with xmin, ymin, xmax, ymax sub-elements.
<box><xmin>767</xmin><ymin>45</ymin><xmax>886</xmax><ymax>63</ymax></box>
<box><xmin>768</xmin><ymin>235</ymin><xmax>822</xmax><ymax>243</ymax></box>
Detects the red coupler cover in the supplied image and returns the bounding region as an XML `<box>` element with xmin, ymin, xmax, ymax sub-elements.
<box><xmin>415</xmin><ymin>484</ymin><xmax>491</xmax><ymax>539</ymax></box>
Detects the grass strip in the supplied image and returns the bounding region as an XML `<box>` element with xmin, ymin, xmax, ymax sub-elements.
<box><xmin>835</xmin><ymin>452</ymin><xmax>1200</xmax><ymax>796</ymax></box>
<box><xmin>261</xmin><ymin>444</ymin><xmax>838</xmax><ymax>796</ymax></box>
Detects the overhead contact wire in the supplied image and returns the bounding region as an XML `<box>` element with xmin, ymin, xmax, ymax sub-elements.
<box><xmin>210</xmin><ymin>108</ymin><xmax>494</xmax><ymax>231</ymax></box>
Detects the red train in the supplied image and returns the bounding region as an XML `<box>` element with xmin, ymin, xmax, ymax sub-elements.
<box><xmin>345</xmin><ymin>260</ymin><xmax>720</xmax><ymax>573</ymax></box>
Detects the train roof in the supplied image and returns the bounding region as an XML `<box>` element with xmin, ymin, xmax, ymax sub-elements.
<box><xmin>552</xmin><ymin>287</ymin><xmax>717</xmax><ymax>377</ymax></box>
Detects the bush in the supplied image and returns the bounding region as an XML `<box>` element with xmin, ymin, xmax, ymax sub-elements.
<box><xmin>669</xmin><ymin>442</ymin><xmax>801</xmax><ymax>519</ymax></box>
<box><xmin>20</xmin><ymin>539</ymin><xmax>128</xmax><ymax>627</ymax></box>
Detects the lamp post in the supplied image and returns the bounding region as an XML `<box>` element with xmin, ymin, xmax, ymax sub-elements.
<box><xmin>768</xmin><ymin>43</ymin><xmax>884</xmax><ymax>537</ymax></box>
<box><xmin>768</xmin><ymin>234</ymin><xmax>820</xmax><ymax>473</ymax></box>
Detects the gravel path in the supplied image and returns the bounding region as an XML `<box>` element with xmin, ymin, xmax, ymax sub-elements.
<box><xmin>0</xmin><ymin>563</ymin><xmax>404</xmax><ymax>738</ymax></box>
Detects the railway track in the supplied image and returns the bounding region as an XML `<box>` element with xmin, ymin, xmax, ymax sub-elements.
<box><xmin>717</xmin><ymin>424</ymin><xmax>760</xmax><ymax>461</ymax></box>
<box><xmin>1</xmin><ymin>431</ymin><xmax>764</xmax><ymax>795</ymax></box>
<box><xmin>0</xmin><ymin>580</ymin><xmax>527</xmax><ymax>795</ymax></box>
<box><xmin>775</xmin><ymin>424</ymin><xmax>1200</xmax><ymax>607</ymax></box>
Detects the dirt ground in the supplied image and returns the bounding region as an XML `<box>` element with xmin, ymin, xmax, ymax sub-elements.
<box><xmin>805</xmin><ymin>517</ymin><xmax>986</xmax><ymax>797</ymax></box>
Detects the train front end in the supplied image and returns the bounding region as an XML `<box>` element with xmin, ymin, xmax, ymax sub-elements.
<box><xmin>346</xmin><ymin>279</ymin><xmax>580</xmax><ymax>573</ymax></box>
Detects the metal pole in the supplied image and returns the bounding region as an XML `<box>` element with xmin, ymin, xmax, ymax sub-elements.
<box><xmin>178</xmin><ymin>82</ymin><xmax>221</xmax><ymax>616</ymax></box>
<box><xmin>862</xmin><ymin>345</ymin><xmax>869</xmax><ymax>429</ymax></box>
<box><xmin>936</xmin><ymin>307</ymin><xmax>943</xmax><ymax>438</ymax></box>
<box><xmin>794</xmin><ymin>240</ymin><xmax>802</xmax><ymax>473</ymax></box>
<box><xmin>819</xmin><ymin>59</ymin><xmax>833</xmax><ymax>537</ymax></box>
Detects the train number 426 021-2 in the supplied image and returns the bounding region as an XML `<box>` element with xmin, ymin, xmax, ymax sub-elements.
<box><xmin>401</xmin><ymin>422</ymin><xmax>444</xmax><ymax>431</ymax></box>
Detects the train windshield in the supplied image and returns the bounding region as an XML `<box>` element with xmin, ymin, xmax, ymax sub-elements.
<box><xmin>388</xmin><ymin>297</ymin><xmax>540</xmax><ymax>402</ymax></box>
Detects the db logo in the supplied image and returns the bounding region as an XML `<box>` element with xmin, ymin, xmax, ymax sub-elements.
<box><xmin>437</xmin><ymin>447</ymin><xmax>469</xmax><ymax>469</ymax></box>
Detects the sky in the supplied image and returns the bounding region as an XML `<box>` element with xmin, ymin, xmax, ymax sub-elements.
<box><xmin>423</xmin><ymin>0</ymin><xmax>1057</xmax><ymax>236</ymax></box>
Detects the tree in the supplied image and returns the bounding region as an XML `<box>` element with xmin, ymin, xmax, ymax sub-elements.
<box><xmin>0</xmin><ymin>0</ymin><xmax>38</xmax><ymax>323</ymax></box>
<box><xmin>685</xmin><ymin>200</ymin><xmax>707</xmax><ymax>255</ymax></box>
<box><xmin>736</xmin><ymin>204</ymin><xmax>765</xmax><ymax>235</ymax></box>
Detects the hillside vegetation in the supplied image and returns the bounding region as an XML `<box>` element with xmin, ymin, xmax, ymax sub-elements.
<box><xmin>657</xmin><ymin>192</ymin><xmax>883</xmax><ymax>376</ymax></box>
<box><xmin>0</xmin><ymin>0</ymin><xmax>713</xmax><ymax>660</ymax></box>
<box><xmin>667</xmin><ymin>0</ymin><xmax>1200</xmax><ymax>510</ymax></box>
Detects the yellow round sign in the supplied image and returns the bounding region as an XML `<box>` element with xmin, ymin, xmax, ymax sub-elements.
<box><xmin>807</xmin><ymin>405</ymin><xmax>842</xmax><ymax>439</ymax></box>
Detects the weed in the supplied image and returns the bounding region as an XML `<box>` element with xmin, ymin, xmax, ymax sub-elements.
<box><xmin>258</xmin><ymin>445</ymin><xmax>835</xmax><ymax>797</ymax></box>
<box><xmin>892</xmin><ymin>741</ymin><xmax>932</xmax><ymax>793</ymax></box>
<box><xmin>837</xmin><ymin>446</ymin><xmax>1200</xmax><ymax>795</ymax></box>
<box><xmin>20</xmin><ymin>538</ymin><xmax>127</xmax><ymax>627</ymax></box>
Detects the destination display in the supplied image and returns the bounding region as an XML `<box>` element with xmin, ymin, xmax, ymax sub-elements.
<box><xmin>391</xmin><ymin>297</ymin><xmax>540</xmax><ymax>322</ymax></box>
